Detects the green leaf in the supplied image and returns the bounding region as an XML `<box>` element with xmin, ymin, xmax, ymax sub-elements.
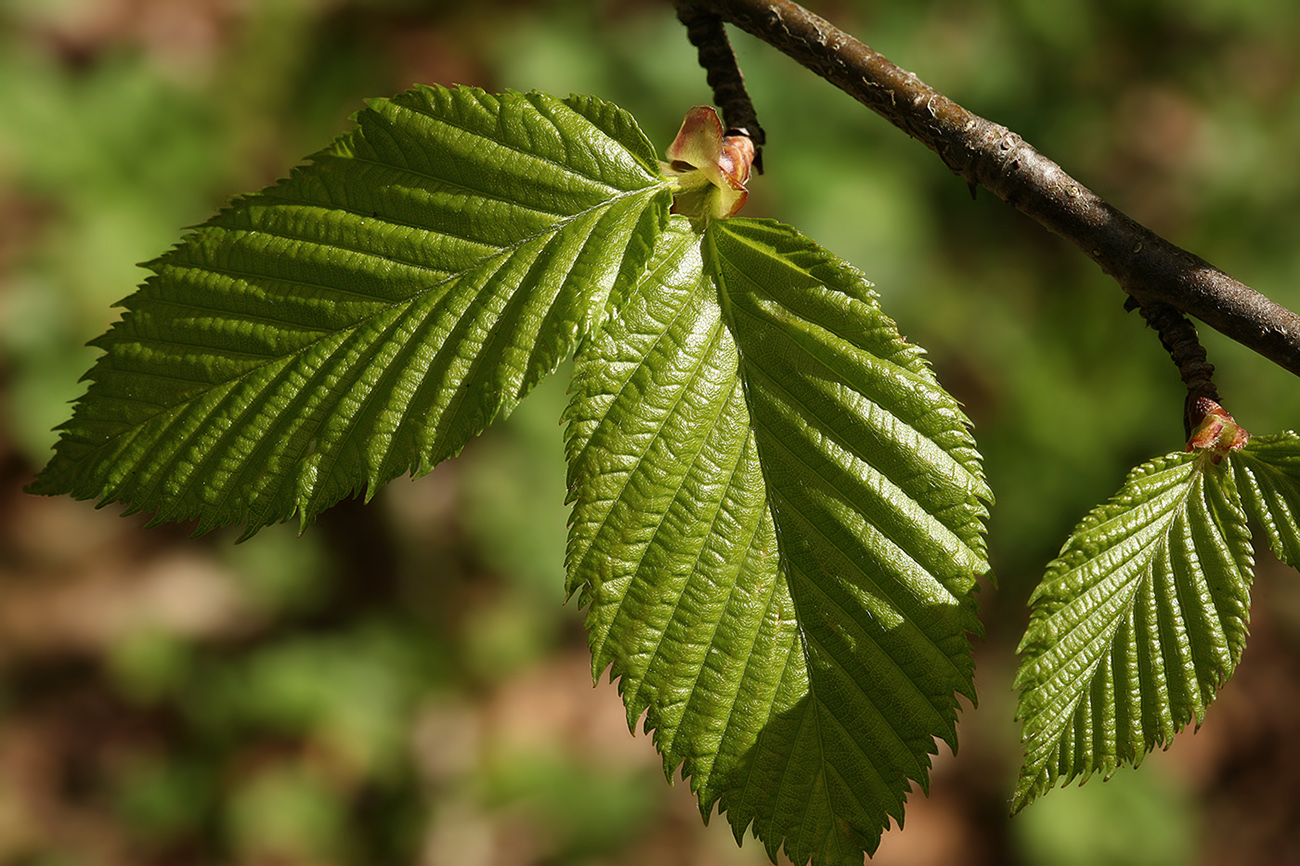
<box><xmin>1231</xmin><ymin>432</ymin><xmax>1300</xmax><ymax>567</ymax></box>
<box><xmin>31</xmin><ymin>85</ymin><xmax>669</xmax><ymax>536</ymax></box>
<box><xmin>566</xmin><ymin>217</ymin><xmax>990</xmax><ymax>864</ymax></box>
<box><xmin>35</xmin><ymin>81</ymin><xmax>993</xmax><ymax>864</ymax></box>
<box><xmin>1013</xmin><ymin>452</ymin><xmax>1252</xmax><ymax>813</ymax></box>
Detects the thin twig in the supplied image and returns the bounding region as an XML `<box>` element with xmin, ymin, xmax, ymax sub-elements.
<box><xmin>1128</xmin><ymin>299</ymin><xmax>1220</xmax><ymax>436</ymax></box>
<box><xmin>673</xmin><ymin>0</ymin><xmax>766</xmax><ymax>172</ymax></box>
<box><xmin>678</xmin><ymin>0</ymin><xmax>1300</xmax><ymax>379</ymax></box>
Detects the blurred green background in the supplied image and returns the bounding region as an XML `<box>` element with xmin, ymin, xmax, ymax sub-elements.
<box><xmin>3</xmin><ymin>0</ymin><xmax>1300</xmax><ymax>864</ymax></box>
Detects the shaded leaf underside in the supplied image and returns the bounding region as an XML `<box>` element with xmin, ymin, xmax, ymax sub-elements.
<box><xmin>1232</xmin><ymin>432</ymin><xmax>1300</xmax><ymax>568</ymax></box>
<box><xmin>1014</xmin><ymin>452</ymin><xmax>1252</xmax><ymax>812</ymax></box>
<box><xmin>33</xmin><ymin>86</ymin><xmax>668</xmax><ymax>535</ymax></box>
<box><xmin>566</xmin><ymin>217</ymin><xmax>990</xmax><ymax>864</ymax></box>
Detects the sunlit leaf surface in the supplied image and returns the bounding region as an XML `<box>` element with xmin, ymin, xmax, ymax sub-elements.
<box><xmin>35</xmin><ymin>85</ymin><xmax>993</xmax><ymax>866</ymax></box>
<box><xmin>33</xmin><ymin>86</ymin><xmax>669</xmax><ymax>535</ymax></box>
<box><xmin>567</xmin><ymin>217</ymin><xmax>989</xmax><ymax>863</ymax></box>
<box><xmin>1014</xmin><ymin>453</ymin><xmax>1252</xmax><ymax>812</ymax></box>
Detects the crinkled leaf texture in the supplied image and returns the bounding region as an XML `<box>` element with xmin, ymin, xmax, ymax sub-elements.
<box><xmin>1014</xmin><ymin>451</ymin><xmax>1254</xmax><ymax>812</ymax></box>
<box><xmin>31</xmin><ymin>85</ymin><xmax>669</xmax><ymax>536</ymax></box>
<box><xmin>565</xmin><ymin>217</ymin><xmax>990</xmax><ymax>864</ymax></box>
<box><xmin>32</xmin><ymin>83</ymin><xmax>993</xmax><ymax>866</ymax></box>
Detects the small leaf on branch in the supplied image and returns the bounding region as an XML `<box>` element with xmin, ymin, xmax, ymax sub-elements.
<box><xmin>1014</xmin><ymin>452</ymin><xmax>1252</xmax><ymax>813</ymax></box>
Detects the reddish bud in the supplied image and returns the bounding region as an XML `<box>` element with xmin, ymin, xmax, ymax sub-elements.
<box><xmin>1186</xmin><ymin>400</ymin><xmax>1250</xmax><ymax>462</ymax></box>
<box><xmin>662</xmin><ymin>106</ymin><xmax>755</xmax><ymax>220</ymax></box>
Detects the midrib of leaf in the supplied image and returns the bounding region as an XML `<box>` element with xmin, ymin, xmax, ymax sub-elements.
<box><xmin>774</xmin><ymin>492</ymin><xmax>974</xmax><ymax>706</ymax></box>
<box><xmin>708</xmin><ymin>219</ymin><xmax>986</xmax><ymax>650</ymax></box>
<box><xmin>740</xmin><ymin>360</ymin><xmax>985</xmax><ymax>592</ymax></box>
<box><xmin>666</xmin><ymin>451</ymin><xmax>783</xmax><ymax>772</ymax></box>
<box><xmin>710</xmin><ymin>229</ymin><xmax>988</xmax><ymax>554</ymax></box>
<box><xmin>709</xmin><ymin>215</ymin><xmax>989</xmax><ymax>841</ymax></box>
<box><xmin>563</xmin><ymin>238</ymin><xmax>736</xmax><ymax>599</ymax></box>
<box><xmin>177</xmin><ymin>186</ymin><xmax>652</xmax><ymax>372</ymax></box>
<box><xmin>1025</xmin><ymin>517</ymin><xmax>1187</xmax><ymax>737</ymax></box>
<box><xmin>630</xmin><ymin>428</ymin><xmax>766</xmax><ymax>746</ymax></box>
<box><xmin>97</xmin><ymin>226</ymin><xmax>513</xmax><ymax>488</ymax></box>
<box><xmin>587</xmin><ymin>376</ymin><xmax>756</xmax><ymax>706</ymax></box>
<box><xmin>792</xmin><ymin>566</ymin><xmax>951</xmax><ymax>769</ymax></box>
<box><xmin>241</xmin><ymin>200</ymin><xmax>654</xmax><ymax>515</ymax></box>
<box><xmin>565</xmin><ymin>218</ymin><xmax>802</xmax><ymax>790</ymax></box>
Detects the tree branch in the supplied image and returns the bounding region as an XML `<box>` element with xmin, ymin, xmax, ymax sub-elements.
<box><xmin>681</xmin><ymin>0</ymin><xmax>1300</xmax><ymax>379</ymax></box>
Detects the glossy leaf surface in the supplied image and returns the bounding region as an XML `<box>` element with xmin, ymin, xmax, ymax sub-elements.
<box><xmin>34</xmin><ymin>85</ymin><xmax>993</xmax><ymax>866</ymax></box>
<box><xmin>32</xmin><ymin>86</ymin><xmax>669</xmax><ymax>535</ymax></box>
<box><xmin>1014</xmin><ymin>452</ymin><xmax>1252</xmax><ymax>812</ymax></box>
<box><xmin>566</xmin><ymin>217</ymin><xmax>989</xmax><ymax>863</ymax></box>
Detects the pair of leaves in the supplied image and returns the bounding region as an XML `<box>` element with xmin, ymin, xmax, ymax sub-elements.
<box><xmin>32</xmin><ymin>86</ymin><xmax>991</xmax><ymax>865</ymax></box>
<box><xmin>1014</xmin><ymin>433</ymin><xmax>1300</xmax><ymax>811</ymax></box>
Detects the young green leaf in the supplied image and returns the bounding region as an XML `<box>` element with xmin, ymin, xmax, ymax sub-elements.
<box><xmin>31</xmin><ymin>85</ymin><xmax>669</xmax><ymax>536</ymax></box>
<box><xmin>566</xmin><ymin>216</ymin><xmax>990</xmax><ymax>864</ymax></box>
<box><xmin>34</xmin><ymin>82</ymin><xmax>992</xmax><ymax>865</ymax></box>
<box><xmin>1013</xmin><ymin>452</ymin><xmax>1252</xmax><ymax>813</ymax></box>
<box><xmin>1232</xmin><ymin>432</ymin><xmax>1300</xmax><ymax>567</ymax></box>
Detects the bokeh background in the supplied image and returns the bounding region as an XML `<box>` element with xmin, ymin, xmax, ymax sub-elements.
<box><xmin>3</xmin><ymin>0</ymin><xmax>1300</xmax><ymax>864</ymax></box>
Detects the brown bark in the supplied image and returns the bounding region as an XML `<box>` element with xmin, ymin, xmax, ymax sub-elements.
<box><xmin>677</xmin><ymin>0</ymin><xmax>1300</xmax><ymax>380</ymax></box>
